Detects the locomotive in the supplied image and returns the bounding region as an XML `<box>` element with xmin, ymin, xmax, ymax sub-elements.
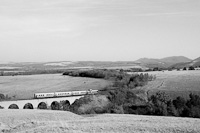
<box><xmin>34</xmin><ymin>89</ymin><xmax>98</xmax><ymax>99</ymax></box>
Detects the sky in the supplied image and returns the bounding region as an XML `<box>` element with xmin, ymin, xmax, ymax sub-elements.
<box><xmin>0</xmin><ymin>0</ymin><xmax>200</xmax><ymax>62</ymax></box>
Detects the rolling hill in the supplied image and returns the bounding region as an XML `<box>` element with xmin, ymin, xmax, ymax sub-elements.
<box><xmin>0</xmin><ymin>61</ymin><xmax>145</xmax><ymax>76</ymax></box>
<box><xmin>160</xmin><ymin>56</ymin><xmax>191</xmax><ymax>64</ymax></box>
<box><xmin>0</xmin><ymin>56</ymin><xmax>196</xmax><ymax>73</ymax></box>
<box><xmin>135</xmin><ymin>56</ymin><xmax>192</xmax><ymax>68</ymax></box>
<box><xmin>171</xmin><ymin>57</ymin><xmax>200</xmax><ymax>68</ymax></box>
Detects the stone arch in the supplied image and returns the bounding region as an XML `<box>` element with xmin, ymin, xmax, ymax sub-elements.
<box><xmin>60</xmin><ymin>100</ymin><xmax>70</xmax><ymax>111</ymax></box>
<box><xmin>8</xmin><ymin>104</ymin><xmax>19</xmax><ymax>109</ymax></box>
<box><xmin>51</xmin><ymin>101</ymin><xmax>60</xmax><ymax>110</ymax></box>
<box><xmin>23</xmin><ymin>103</ymin><xmax>34</xmax><ymax>109</ymax></box>
<box><xmin>38</xmin><ymin>102</ymin><xmax>47</xmax><ymax>109</ymax></box>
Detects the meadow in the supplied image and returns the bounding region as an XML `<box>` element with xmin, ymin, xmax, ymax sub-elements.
<box><xmin>0</xmin><ymin>74</ymin><xmax>111</xmax><ymax>100</ymax></box>
<box><xmin>137</xmin><ymin>70</ymin><xmax>200</xmax><ymax>99</ymax></box>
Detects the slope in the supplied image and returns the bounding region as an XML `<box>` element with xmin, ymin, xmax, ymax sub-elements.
<box><xmin>0</xmin><ymin>109</ymin><xmax>200</xmax><ymax>133</ymax></box>
<box><xmin>135</xmin><ymin>56</ymin><xmax>192</xmax><ymax>68</ymax></box>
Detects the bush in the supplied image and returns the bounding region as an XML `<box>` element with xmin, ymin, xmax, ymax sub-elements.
<box><xmin>0</xmin><ymin>93</ymin><xmax>5</xmax><ymax>100</ymax></box>
<box><xmin>189</xmin><ymin>66</ymin><xmax>195</xmax><ymax>70</ymax></box>
<box><xmin>51</xmin><ymin>101</ymin><xmax>60</xmax><ymax>110</ymax></box>
<box><xmin>0</xmin><ymin>93</ymin><xmax>11</xmax><ymax>101</ymax></box>
<box><xmin>148</xmin><ymin>92</ymin><xmax>178</xmax><ymax>116</ymax></box>
<box><xmin>109</xmin><ymin>104</ymin><xmax>124</xmax><ymax>114</ymax></box>
<box><xmin>187</xmin><ymin>93</ymin><xmax>200</xmax><ymax>107</ymax></box>
<box><xmin>173</xmin><ymin>96</ymin><xmax>186</xmax><ymax>109</ymax></box>
<box><xmin>190</xmin><ymin>106</ymin><xmax>200</xmax><ymax>118</ymax></box>
<box><xmin>8</xmin><ymin>104</ymin><xmax>19</xmax><ymax>109</ymax></box>
<box><xmin>148</xmin><ymin>92</ymin><xmax>200</xmax><ymax>118</ymax></box>
<box><xmin>60</xmin><ymin>100</ymin><xmax>70</xmax><ymax>111</ymax></box>
<box><xmin>23</xmin><ymin>103</ymin><xmax>34</xmax><ymax>109</ymax></box>
<box><xmin>70</xmin><ymin>95</ymin><xmax>110</xmax><ymax>114</ymax></box>
<box><xmin>38</xmin><ymin>102</ymin><xmax>47</xmax><ymax>109</ymax></box>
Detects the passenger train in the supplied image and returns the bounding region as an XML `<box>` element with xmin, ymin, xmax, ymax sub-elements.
<box><xmin>34</xmin><ymin>89</ymin><xmax>98</xmax><ymax>99</ymax></box>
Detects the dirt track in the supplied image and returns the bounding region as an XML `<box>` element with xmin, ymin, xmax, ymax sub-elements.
<box><xmin>0</xmin><ymin>110</ymin><xmax>200</xmax><ymax>133</ymax></box>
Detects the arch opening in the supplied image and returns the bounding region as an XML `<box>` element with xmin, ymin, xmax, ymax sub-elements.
<box><xmin>8</xmin><ymin>104</ymin><xmax>19</xmax><ymax>109</ymax></box>
<box><xmin>51</xmin><ymin>101</ymin><xmax>60</xmax><ymax>110</ymax></box>
<box><xmin>23</xmin><ymin>103</ymin><xmax>34</xmax><ymax>109</ymax></box>
<box><xmin>38</xmin><ymin>102</ymin><xmax>47</xmax><ymax>109</ymax></box>
<box><xmin>60</xmin><ymin>100</ymin><xmax>70</xmax><ymax>111</ymax></box>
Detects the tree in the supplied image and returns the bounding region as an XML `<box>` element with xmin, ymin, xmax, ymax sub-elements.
<box><xmin>0</xmin><ymin>93</ymin><xmax>5</xmax><ymax>100</ymax></box>
<box><xmin>60</xmin><ymin>100</ymin><xmax>70</xmax><ymax>111</ymax></box>
<box><xmin>189</xmin><ymin>66</ymin><xmax>195</xmax><ymax>70</ymax></box>
<box><xmin>0</xmin><ymin>71</ymin><xmax>4</xmax><ymax>76</ymax></box>
<box><xmin>51</xmin><ymin>101</ymin><xmax>60</xmax><ymax>110</ymax></box>
<box><xmin>38</xmin><ymin>102</ymin><xmax>47</xmax><ymax>109</ymax></box>
<box><xmin>183</xmin><ymin>67</ymin><xmax>187</xmax><ymax>70</ymax></box>
<box><xmin>173</xmin><ymin>96</ymin><xmax>186</xmax><ymax>109</ymax></box>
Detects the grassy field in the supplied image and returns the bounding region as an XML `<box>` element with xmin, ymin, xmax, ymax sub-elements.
<box><xmin>1</xmin><ymin>110</ymin><xmax>200</xmax><ymax>133</ymax></box>
<box><xmin>0</xmin><ymin>74</ymin><xmax>111</xmax><ymax>100</ymax></box>
<box><xmin>137</xmin><ymin>70</ymin><xmax>200</xmax><ymax>99</ymax></box>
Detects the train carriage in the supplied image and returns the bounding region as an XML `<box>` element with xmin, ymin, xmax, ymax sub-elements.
<box><xmin>72</xmin><ymin>91</ymin><xmax>87</xmax><ymax>96</ymax></box>
<box><xmin>34</xmin><ymin>93</ymin><xmax>55</xmax><ymax>99</ymax></box>
<box><xmin>54</xmin><ymin>91</ymin><xmax>72</xmax><ymax>97</ymax></box>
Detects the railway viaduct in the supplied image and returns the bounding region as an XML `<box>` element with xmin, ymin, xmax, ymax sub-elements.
<box><xmin>0</xmin><ymin>96</ymin><xmax>83</xmax><ymax>109</ymax></box>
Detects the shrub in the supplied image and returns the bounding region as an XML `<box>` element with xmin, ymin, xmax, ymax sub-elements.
<box><xmin>0</xmin><ymin>93</ymin><xmax>5</xmax><ymax>100</ymax></box>
<box><xmin>60</xmin><ymin>100</ymin><xmax>70</xmax><ymax>111</ymax></box>
<box><xmin>70</xmin><ymin>95</ymin><xmax>110</xmax><ymax>114</ymax></box>
<box><xmin>51</xmin><ymin>101</ymin><xmax>60</xmax><ymax>110</ymax></box>
<box><xmin>148</xmin><ymin>92</ymin><xmax>200</xmax><ymax>118</ymax></box>
<box><xmin>173</xmin><ymin>96</ymin><xmax>186</xmax><ymax>109</ymax></box>
<box><xmin>189</xmin><ymin>66</ymin><xmax>195</xmax><ymax>70</ymax></box>
<box><xmin>148</xmin><ymin>92</ymin><xmax>176</xmax><ymax>116</ymax></box>
<box><xmin>0</xmin><ymin>93</ymin><xmax>11</xmax><ymax>101</ymax></box>
<box><xmin>38</xmin><ymin>102</ymin><xmax>47</xmax><ymax>109</ymax></box>
<box><xmin>190</xmin><ymin>106</ymin><xmax>200</xmax><ymax>118</ymax></box>
<box><xmin>23</xmin><ymin>103</ymin><xmax>34</xmax><ymax>109</ymax></box>
<box><xmin>167</xmin><ymin>101</ymin><xmax>179</xmax><ymax>116</ymax></box>
<box><xmin>109</xmin><ymin>104</ymin><xmax>124</xmax><ymax>114</ymax></box>
<box><xmin>8</xmin><ymin>104</ymin><xmax>19</xmax><ymax>109</ymax></box>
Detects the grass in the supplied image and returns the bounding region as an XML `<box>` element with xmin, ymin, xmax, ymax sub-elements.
<box><xmin>0</xmin><ymin>74</ymin><xmax>111</xmax><ymax>100</ymax></box>
<box><xmin>137</xmin><ymin>70</ymin><xmax>200</xmax><ymax>99</ymax></box>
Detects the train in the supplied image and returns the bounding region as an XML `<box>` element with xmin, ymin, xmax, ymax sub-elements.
<box><xmin>34</xmin><ymin>89</ymin><xmax>98</xmax><ymax>99</ymax></box>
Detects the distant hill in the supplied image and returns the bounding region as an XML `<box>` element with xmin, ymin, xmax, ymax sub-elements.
<box><xmin>135</xmin><ymin>56</ymin><xmax>192</xmax><ymax>68</ymax></box>
<box><xmin>193</xmin><ymin>57</ymin><xmax>200</xmax><ymax>62</ymax></box>
<box><xmin>171</xmin><ymin>57</ymin><xmax>200</xmax><ymax>68</ymax></box>
<box><xmin>160</xmin><ymin>56</ymin><xmax>191</xmax><ymax>64</ymax></box>
<box><xmin>0</xmin><ymin>61</ymin><xmax>144</xmax><ymax>75</ymax></box>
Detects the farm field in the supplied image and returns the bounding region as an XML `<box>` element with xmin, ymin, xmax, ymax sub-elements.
<box><xmin>0</xmin><ymin>74</ymin><xmax>111</xmax><ymax>100</ymax></box>
<box><xmin>138</xmin><ymin>70</ymin><xmax>200</xmax><ymax>99</ymax></box>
